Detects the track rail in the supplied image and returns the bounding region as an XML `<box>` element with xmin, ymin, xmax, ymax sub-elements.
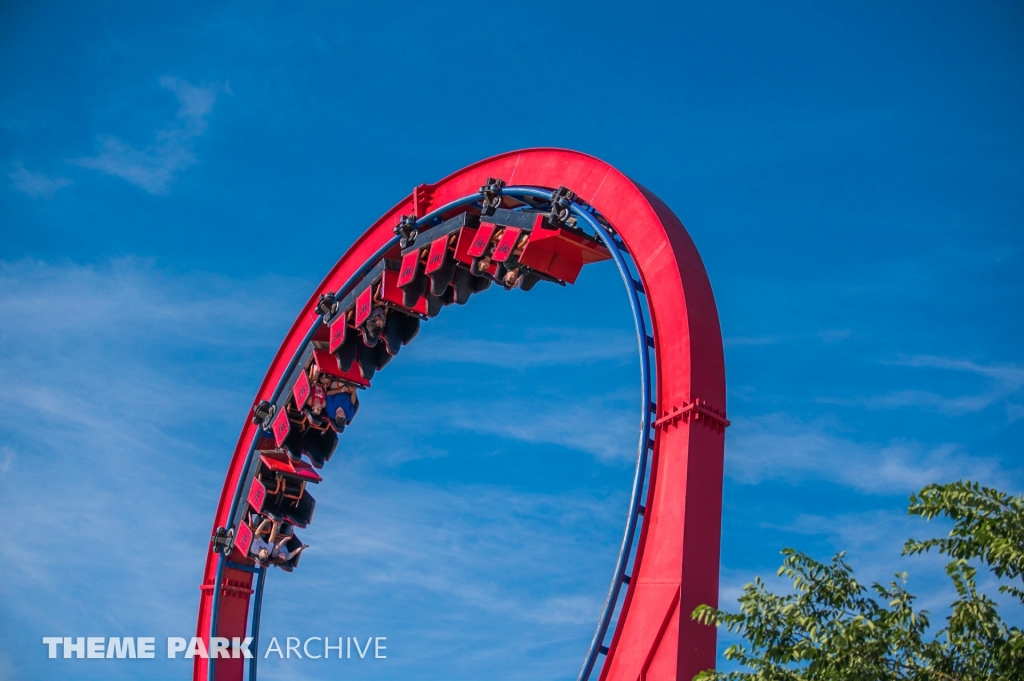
<box><xmin>195</xmin><ymin>149</ymin><xmax>727</xmax><ymax>681</ymax></box>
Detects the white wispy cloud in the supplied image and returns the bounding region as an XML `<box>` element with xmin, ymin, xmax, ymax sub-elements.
<box><xmin>819</xmin><ymin>328</ymin><xmax>852</xmax><ymax>344</ymax></box>
<box><xmin>72</xmin><ymin>76</ymin><xmax>226</xmax><ymax>194</ymax></box>
<box><xmin>821</xmin><ymin>354</ymin><xmax>1024</xmax><ymax>416</ymax></box>
<box><xmin>0</xmin><ymin>258</ymin><xmax>307</xmax><ymax>679</ymax></box>
<box><xmin>0</xmin><ymin>258</ymin><xmax>632</xmax><ymax>679</ymax></box>
<box><xmin>354</xmin><ymin>325</ymin><xmax>640</xmax><ymax>462</ymax></box>
<box><xmin>354</xmin><ymin>385</ymin><xmax>640</xmax><ymax>463</ymax></box>
<box><xmin>769</xmin><ymin>509</ymin><xmax>933</xmax><ymax>558</ymax></box>
<box><xmin>411</xmin><ymin>327</ymin><xmax>636</xmax><ymax>367</ymax></box>
<box><xmin>724</xmin><ymin>329</ymin><xmax>854</xmax><ymax>348</ymax></box>
<box><xmin>7</xmin><ymin>162</ymin><xmax>72</xmax><ymax>198</ymax></box>
<box><xmin>448</xmin><ymin>395</ymin><xmax>639</xmax><ymax>461</ymax></box>
<box><xmin>894</xmin><ymin>355</ymin><xmax>1024</xmax><ymax>382</ymax></box>
<box><xmin>256</xmin><ymin>465</ymin><xmax>625</xmax><ymax>679</ymax></box>
<box><xmin>724</xmin><ymin>335</ymin><xmax>787</xmax><ymax>347</ymax></box>
<box><xmin>0</xmin><ymin>257</ymin><xmax>301</xmax><ymax>343</ymax></box>
<box><xmin>725</xmin><ymin>413</ymin><xmax>1005</xmax><ymax>495</ymax></box>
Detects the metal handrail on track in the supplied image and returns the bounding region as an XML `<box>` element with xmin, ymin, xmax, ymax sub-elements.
<box><xmin>207</xmin><ymin>187</ymin><xmax>656</xmax><ymax>681</ymax></box>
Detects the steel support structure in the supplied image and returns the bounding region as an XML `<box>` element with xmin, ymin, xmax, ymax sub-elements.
<box><xmin>194</xmin><ymin>149</ymin><xmax>727</xmax><ymax>681</ymax></box>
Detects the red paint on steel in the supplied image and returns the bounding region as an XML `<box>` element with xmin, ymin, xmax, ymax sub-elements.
<box><xmin>258</xmin><ymin>453</ymin><xmax>322</xmax><ymax>483</ymax></box>
<box><xmin>312</xmin><ymin>349</ymin><xmax>369</xmax><ymax>387</ymax></box>
<box><xmin>327</xmin><ymin>316</ymin><xmax>346</xmax><ymax>353</ymax></box>
<box><xmin>270</xmin><ymin>410</ymin><xmax>289</xmax><ymax>448</ymax></box>
<box><xmin>424</xmin><ymin>236</ymin><xmax>449</xmax><ymax>273</ymax></box>
<box><xmin>354</xmin><ymin>287</ymin><xmax>373</xmax><ymax>326</ymax></box>
<box><xmin>291</xmin><ymin>371</ymin><xmax>310</xmax><ymax>410</ymax></box>
<box><xmin>246</xmin><ymin>479</ymin><xmax>266</xmax><ymax>514</ymax></box>
<box><xmin>195</xmin><ymin>149</ymin><xmax>726</xmax><ymax>681</ymax></box>
<box><xmin>234</xmin><ymin>521</ymin><xmax>253</xmax><ymax>559</ymax></box>
<box><xmin>398</xmin><ymin>250</ymin><xmax>420</xmax><ymax>286</ymax></box>
<box><xmin>491</xmin><ymin>227</ymin><xmax>521</xmax><ymax>262</ymax></box>
<box><xmin>467</xmin><ymin>222</ymin><xmax>496</xmax><ymax>257</ymax></box>
<box><xmin>453</xmin><ymin>226</ymin><xmax>479</xmax><ymax>266</ymax></box>
<box><xmin>379</xmin><ymin>268</ymin><xmax>429</xmax><ymax>315</ymax></box>
<box><xmin>518</xmin><ymin>221</ymin><xmax>610</xmax><ymax>285</ymax></box>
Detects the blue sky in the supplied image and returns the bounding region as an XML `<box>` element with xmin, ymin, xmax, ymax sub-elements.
<box><xmin>1</xmin><ymin>1</ymin><xmax>1022</xmax><ymax>680</ymax></box>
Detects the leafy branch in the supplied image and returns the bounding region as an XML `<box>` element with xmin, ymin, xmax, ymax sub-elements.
<box><xmin>692</xmin><ymin>481</ymin><xmax>1024</xmax><ymax>681</ymax></box>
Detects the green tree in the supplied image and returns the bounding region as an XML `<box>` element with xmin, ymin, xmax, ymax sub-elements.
<box><xmin>692</xmin><ymin>481</ymin><xmax>1024</xmax><ymax>681</ymax></box>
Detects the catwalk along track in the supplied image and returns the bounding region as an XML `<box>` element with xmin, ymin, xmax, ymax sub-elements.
<box><xmin>196</xmin><ymin>149</ymin><xmax>728</xmax><ymax>681</ymax></box>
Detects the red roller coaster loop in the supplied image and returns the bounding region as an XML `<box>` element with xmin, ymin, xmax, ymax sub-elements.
<box><xmin>195</xmin><ymin>149</ymin><xmax>727</xmax><ymax>681</ymax></box>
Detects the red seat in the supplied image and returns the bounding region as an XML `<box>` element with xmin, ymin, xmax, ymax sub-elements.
<box><xmin>248</xmin><ymin>477</ymin><xmax>317</xmax><ymax>527</ymax></box>
<box><xmin>313</xmin><ymin>349</ymin><xmax>368</xmax><ymax>387</ymax></box>
<box><xmin>400</xmin><ymin>212</ymin><xmax>492</xmax><ymax>306</ymax></box>
<box><xmin>258</xmin><ymin>451</ymin><xmax>323</xmax><ymax>483</ymax></box>
<box><xmin>246</xmin><ymin>452</ymin><xmax>320</xmax><ymax>527</ymax></box>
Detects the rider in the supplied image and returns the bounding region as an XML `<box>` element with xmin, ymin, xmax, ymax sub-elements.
<box><xmin>325</xmin><ymin>383</ymin><xmax>358</xmax><ymax>431</ymax></box>
<box><xmin>249</xmin><ymin>516</ymin><xmax>307</xmax><ymax>566</ymax></box>
<box><xmin>310</xmin><ymin>365</ymin><xmax>359</xmax><ymax>431</ymax></box>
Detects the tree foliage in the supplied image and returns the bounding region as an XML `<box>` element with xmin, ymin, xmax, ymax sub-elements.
<box><xmin>692</xmin><ymin>481</ymin><xmax>1024</xmax><ymax>681</ymax></box>
<box><xmin>905</xmin><ymin>481</ymin><xmax>1024</xmax><ymax>605</ymax></box>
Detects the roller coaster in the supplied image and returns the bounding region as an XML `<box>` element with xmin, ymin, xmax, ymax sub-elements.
<box><xmin>196</xmin><ymin>149</ymin><xmax>728</xmax><ymax>681</ymax></box>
